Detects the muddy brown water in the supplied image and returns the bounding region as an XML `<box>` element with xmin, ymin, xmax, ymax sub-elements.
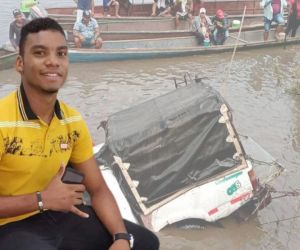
<box><xmin>1</xmin><ymin>46</ymin><xmax>300</xmax><ymax>249</ymax></box>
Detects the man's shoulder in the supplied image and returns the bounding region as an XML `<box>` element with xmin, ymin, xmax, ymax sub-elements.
<box><xmin>90</xmin><ymin>18</ymin><xmax>98</xmax><ymax>25</ymax></box>
<box><xmin>59</xmin><ymin>101</ymin><xmax>88</xmax><ymax>125</ymax></box>
<box><xmin>59</xmin><ymin>101</ymin><xmax>82</xmax><ymax>118</ymax></box>
<box><xmin>9</xmin><ymin>20</ymin><xmax>16</xmax><ymax>27</ymax></box>
<box><xmin>73</xmin><ymin>20</ymin><xmax>82</xmax><ymax>28</ymax></box>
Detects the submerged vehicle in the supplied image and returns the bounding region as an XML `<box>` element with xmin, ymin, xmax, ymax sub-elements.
<box><xmin>93</xmin><ymin>77</ymin><xmax>283</xmax><ymax>231</ymax></box>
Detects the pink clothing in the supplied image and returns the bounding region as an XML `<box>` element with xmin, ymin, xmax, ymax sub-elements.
<box><xmin>289</xmin><ymin>0</ymin><xmax>300</xmax><ymax>19</ymax></box>
<box><xmin>272</xmin><ymin>0</ymin><xmax>281</xmax><ymax>14</ymax></box>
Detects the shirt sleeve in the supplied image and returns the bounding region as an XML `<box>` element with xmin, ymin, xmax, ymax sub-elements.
<box><xmin>0</xmin><ymin>132</ymin><xmax>4</xmax><ymax>161</ymax></box>
<box><xmin>73</xmin><ymin>21</ymin><xmax>80</xmax><ymax>31</ymax></box>
<box><xmin>70</xmin><ymin>118</ymin><xmax>94</xmax><ymax>164</ymax></box>
<box><xmin>92</xmin><ymin>19</ymin><xmax>99</xmax><ymax>29</ymax></box>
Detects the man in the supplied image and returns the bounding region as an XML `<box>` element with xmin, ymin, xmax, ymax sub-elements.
<box><xmin>0</xmin><ymin>17</ymin><xmax>159</xmax><ymax>250</ymax></box>
<box><xmin>175</xmin><ymin>0</ymin><xmax>193</xmax><ymax>29</ymax></box>
<box><xmin>151</xmin><ymin>0</ymin><xmax>174</xmax><ymax>16</ymax></box>
<box><xmin>191</xmin><ymin>7</ymin><xmax>213</xmax><ymax>45</ymax></box>
<box><xmin>260</xmin><ymin>0</ymin><xmax>287</xmax><ymax>41</ymax></box>
<box><xmin>73</xmin><ymin>0</ymin><xmax>95</xmax><ymax>22</ymax></box>
<box><xmin>9</xmin><ymin>9</ymin><xmax>28</xmax><ymax>51</ymax></box>
<box><xmin>20</xmin><ymin>0</ymin><xmax>38</xmax><ymax>18</ymax></box>
<box><xmin>73</xmin><ymin>10</ymin><xmax>103</xmax><ymax>49</ymax></box>
<box><xmin>103</xmin><ymin>0</ymin><xmax>121</xmax><ymax>17</ymax></box>
<box><xmin>285</xmin><ymin>0</ymin><xmax>300</xmax><ymax>37</ymax></box>
<box><xmin>211</xmin><ymin>9</ymin><xmax>229</xmax><ymax>45</ymax></box>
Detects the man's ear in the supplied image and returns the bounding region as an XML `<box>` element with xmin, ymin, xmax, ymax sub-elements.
<box><xmin>15</xmin><ymin>55</ymin><xmax>24</xmax><ymax>74</ymax></box>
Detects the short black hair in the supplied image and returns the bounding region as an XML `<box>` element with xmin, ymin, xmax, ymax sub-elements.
<box><xmin>19</xmin><ymin>17</ymin><xmax>66</xmax><ymax>56</ymax></box>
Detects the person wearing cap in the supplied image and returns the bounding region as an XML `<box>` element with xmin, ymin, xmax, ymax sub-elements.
<box><xmin>175</xmin><ymin>0</ymin><xmax>193</xmax><ymax>29</ymax></box>
<box><xmin>73</xmin><ymin>10</ymin><xmax>103</xmax><ymax>49</ymax></box>
<box><xmin>20</xmin><ymin>0</ymin><xmax>38</xmax><ymax>18</ymax></box>
<box><xmin>191</xmin><ymin>7</ymin><xmax>213</xmax><ymax>45</ymax></box>
<box><xmin>73</xmin><ymin>0</ymin><xmax>95</xmax><ymax>22</ymax></box>
<box><xmin>103</xmin><ymin>0</ymin><xmax>120</xmax><ymax>18</ymax></box>
<box><xmin>9</xmin><ymin>9</ymin><xmax>28</xmax><ymax>51</ymax></box>
<box><xmin>211</xmin><ymin>9</ymin><xmax>229</xmax><ymax>45</ymax></box>
<box><xmin>260</xmin><ymin>0</ymin><xmax>287</xmax><ymax>41</ymax></box>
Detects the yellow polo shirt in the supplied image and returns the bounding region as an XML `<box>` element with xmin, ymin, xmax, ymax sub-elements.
<box><xmin>0</xmin><ymin>85</ymin><xmax>94</xmax><ymax>225</ymax></box>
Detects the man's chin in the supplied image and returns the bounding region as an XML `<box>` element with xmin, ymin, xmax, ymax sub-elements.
<box><xmin>42</xmin><ymin>88</ymin><xmax>59</xmax><ymax>94</ymax></box>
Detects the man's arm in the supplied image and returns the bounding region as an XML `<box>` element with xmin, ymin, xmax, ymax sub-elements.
<box><xmin>73</xmin><ymin>28</ymin><xmax>82</xmax><ymax>38</ymax></box>
<box><xmin>73</xmin><ymin>157</ymin><xmax>130</xmax><ymax>249</ymax></box>
<box><xmin>260</xmin><ymin>0</ymin><xmax>272</xmax><ymax>8</ymax></box>
<box><xmin>0</xmin><ymin>165</ymin><xmax>88</xmax><ymax>219</ymax></box>
<box><xmin>9</xmin><ymin>23</ymin><xmax>18</xmax><ymax>49</ymax></box>
<box><xmin>0</xmin><ymin>193</ymin><xmax>39</xmax><ymax>218</ymax></box>
<box><xmin>94</xmin><ymin>26</ymin><xmax>101</xmax><ymax>38</ymax></box>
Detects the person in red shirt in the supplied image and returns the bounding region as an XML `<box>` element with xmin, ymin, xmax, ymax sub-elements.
<box><xmin>285</xmin><ymin>0</ymin><xmax>300</xmax><ymax>37</ymax></box>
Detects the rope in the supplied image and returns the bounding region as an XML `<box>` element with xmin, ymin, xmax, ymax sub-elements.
<box><xmin>227</xmin><ymin>6</ymin><xmax>247</xmax><ymax>78</ymax></box>
<box><xmin>222</xmin><ymin>5</ymin><xmax>247</xmax><ymax>96</ymax></box>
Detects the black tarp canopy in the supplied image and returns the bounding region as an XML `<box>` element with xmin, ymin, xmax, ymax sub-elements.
<box><xmin>96</xmin><ymin>81</ymin><xmax>239</xmax><ymax>213</ymax></box>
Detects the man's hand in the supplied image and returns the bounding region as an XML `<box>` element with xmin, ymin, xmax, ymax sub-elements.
<box><xmin>109</xmin><ymin>239</ymin><xmax>130</xmax><ymax>250</ymax></box>
<box><xmin>42</xmin><ymin>164</ymin><xmax>89</xmax><ymax>218</ymax></box>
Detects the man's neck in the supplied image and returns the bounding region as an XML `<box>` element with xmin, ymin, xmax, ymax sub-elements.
<box><xmin>22</xmin><ymin>84</ymin><xmax>57</xmax><ymax>125</ymax></box>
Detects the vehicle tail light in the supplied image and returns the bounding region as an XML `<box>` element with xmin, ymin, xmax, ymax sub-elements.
<box><xmin>248</xmin><ymin>169</ymin><xmax>258</xmax><ymax>191</ymax></box>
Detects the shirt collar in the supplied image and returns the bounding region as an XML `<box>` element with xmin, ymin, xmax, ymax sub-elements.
<box><xmin>17</xmin><ymin>83</ymin><xmax>63</xmax><ymax>121</ymax></box>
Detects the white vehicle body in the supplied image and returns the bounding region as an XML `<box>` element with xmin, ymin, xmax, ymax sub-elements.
<box><xmin>93</xmin><ymin>82</ymin><xmax>283</xmax><ymax>232</ymax></box>
<box><xmin>95</xmin><ymin>138</ymin><xmax>280</xmax><ymax>232</ymax></box>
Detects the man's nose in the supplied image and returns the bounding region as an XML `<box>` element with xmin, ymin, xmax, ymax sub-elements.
<box><xmin>45</xmin><ymin>53</ymin><xmax>59</xmax><ymax>66</ymax></box>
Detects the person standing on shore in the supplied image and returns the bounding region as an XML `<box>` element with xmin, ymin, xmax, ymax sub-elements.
<box><xmin>0</xmin><ymin>17</ymin><xmax>159</xmax><ymax>250</ymax></box>
<box><xmin>9</xmin><ymin>9</ymin><xmax>28</xmax><ymax>51</ymax></box>
<box><xmin>260</xmin><ymin>0</ymin><xmax>287</xmax><ymax>41</ymax></box>
<box><xmin>285</xmin><ymin>0</ymin><xmax>300</xmax><ymax>37</ymax></box>
<box><xmin>20</xmin><ymin>0</ymin><xmax>38</xmax><ymax>18</ymax></box>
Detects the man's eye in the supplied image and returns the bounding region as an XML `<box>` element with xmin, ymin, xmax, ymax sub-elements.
<box><xmin>34</xmin><ymin>51</ymin><xmax>45</xmax><ymax>56</ymax></box>
<box><xmin>58</xmin><ymin>51</ymin><xmax>68</xmax><ymax>57</ymax></box>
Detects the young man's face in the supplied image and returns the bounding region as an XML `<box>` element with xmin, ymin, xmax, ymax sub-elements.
<box><xmin>15</xmin><ymin>14</ymin><xmax>23</xmax><ymax>23</ymax></box>
<box><xmin>82</xmin><ymin>15</ymin><xmax>91</xmax><ymax>24</ymax></box>
<box><xmin>16</xmin><ymin>30</ymin><xmax>69</xmax><ymax>94</ymax></box>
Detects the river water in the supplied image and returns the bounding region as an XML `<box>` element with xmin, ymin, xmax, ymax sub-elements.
<box><xmin>1</xmin><ymin>1</ymin><xmax>300</xmax><ymax>250</ymax></box>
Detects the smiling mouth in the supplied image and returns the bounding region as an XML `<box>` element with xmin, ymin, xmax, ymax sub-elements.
<box><xmin>43</xmin><ymin>73</ymin><xmax>62</xmax><ymax>78</ymax></box>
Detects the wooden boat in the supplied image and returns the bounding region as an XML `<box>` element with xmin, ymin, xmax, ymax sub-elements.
<box><xmin>68</xmin><ymin>29</ymin><xmax>300</xmax><ymax>63</ymax></box>
<box><xmin>65</xmin><ymin>23</ymin><xmax>268</xmax><ymax>41</ymax></box>
<box><xmin>1</xmin><ymin>29</ymin><xmax>298</xmax><ymax>71</ymax></box>
<box><xmin>46</xmin><ymin>0</ymin><xmax>263</xmax><ymax>18</ymax></box>
<box><xmin>58</xmin><ymin>14</ymin><xmax>263</xmax><ymax>32</ymax></box>
<box><xmin>0</xmin><ymin>48</ymin><xmax>17</xmax><ymax>71</ymax></box>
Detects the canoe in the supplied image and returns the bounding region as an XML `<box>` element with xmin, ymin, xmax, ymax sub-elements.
<box><xmin>0</xmin><ymin>48</ymin><xmax>17</xmax><ymax>71</ymax></box>
<box><xmin>46</xmin><ymin>0</ymin><xmax>263</xmax><ymax>18</ymax></box>
<box><xmin>65</xmin><ymin>23</ymin><xmax>276</xmax><ymax>41</ymax></box>
<box><xmin>58</xmin><ymin>14</ymin><xmax>264</xmax><ymax>32</ymax></box>
<box><xmin>68</xmin><ymin>29</ymin><xmax>300</xmax><ymax>63</ymax></box>
<box><xmin>1</xmin><ymin>29</ymin><xmax>298</xmax><ymax>71</ymax></box>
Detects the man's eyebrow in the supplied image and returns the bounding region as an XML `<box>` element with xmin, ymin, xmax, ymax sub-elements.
<box><xmin>30</xmin><ymin>45</ymin><xmax>47</xmax><ymax>50</ymax></box>
<box><xmin>30</xmin><ymin>45</ymin><xmax>68</xmax><ymax>50</ymax></box>
<box><xmin>57</xmin><ymin>46</ymin><xmax>68</xmax><ymax>50</ymax></box>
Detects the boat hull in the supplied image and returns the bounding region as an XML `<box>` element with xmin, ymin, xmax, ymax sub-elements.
<box><xmin>0</xmin><ymin>49</ymin><xmax>17</xmax><ymax>71</ymax></box>
<box><xmin>68</xmin><ymin>30</ymin><xmax>300</xmax><ymax>63</ymax></box>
